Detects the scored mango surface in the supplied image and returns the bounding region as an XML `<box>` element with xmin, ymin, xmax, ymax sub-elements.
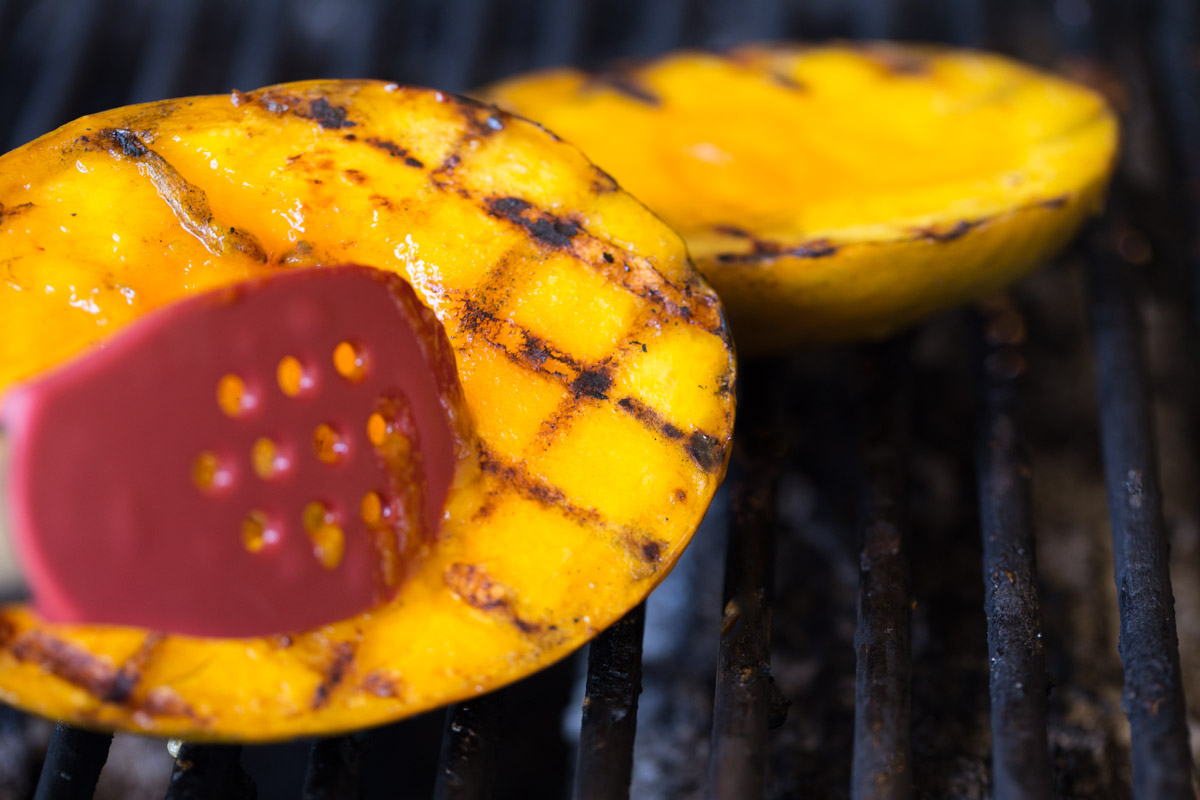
<box><xmin>482</xmin><ymin>43</ymin><xmax>1119</xmax><ymax>353</ymax></box>
<box><xmin>0</xmin><ymin>81</ymin><xmax>734</xmax><ymax>740</ymax></box>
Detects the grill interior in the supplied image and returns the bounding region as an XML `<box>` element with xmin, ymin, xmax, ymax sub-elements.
<box><xmin>2</xmin><ymin>0</ymin><xmax>1200</xmax><ymax>798</ymax></box>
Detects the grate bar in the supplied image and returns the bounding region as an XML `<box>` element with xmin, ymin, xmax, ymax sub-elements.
<box><xmin>302</xmin><ymin>733</ymin><xmax>366</xmax><ymax>800</ymax></box>
<box><xmin>572</xmin><ymin>602</ymin><xmax>646</xmax><ymax>800</ymax></box>
<box><xmin>164</xmin><ymin>743</ymin><xmax>256</xmax><ymax>800</ymax></box>
<box><xmin>974</xmin><ymin>298</ymin><xmax>1053</xmax><ymax>800</ymax></box>
<box><xmin>707</xmin><ymin>363</ymin><xmax>780</xmax><ymax>800</ymax></box>
<box><xmin>850</xmin><ymin>343</ymin><xmax>912</xmax><ymax>800</ymax></box>
<box><xmin>1085</xmin><ymin>234</ymin><xmax>1197</xmax><ymax>799</ymax></box>
<box><xmin>433</xmin><ymin>691</ymin><xmax>504</xmax><ymax>800</ymax></box>
<box><xmin>32</xmin><ymin>723</ymin><xmax>111</xmax><ymax>800</ymax></box>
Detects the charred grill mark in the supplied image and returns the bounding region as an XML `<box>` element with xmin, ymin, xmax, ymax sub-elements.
<box><xmin>713</xmin><ymin>224</ymin><xmax>752</xmax><ymax>238</ymax></box>
<box><xmin>770</xmin><ymin>71</ymin><xmax>807</xmax><ymax>90</ymax></box>
<box><xmin>12</xmin><ymin>631</ymin><xmax>122</xmax><ymax>698</ymax></box>
<box><xmin>360</xmin><ymin>670</ymin><xmax>403</xmax><ymax>698</ymax></box>
<box><xmin>915</xmin><ymin>219</ymin><xmax>976</xmax><ymax>242</ymax></box>
<box><xmin>1040</xmin><ymin>193</ymin><xmax>1071</xmax><ymax>209</ymax></box>
<box><xmin>365</xmin><ymin>137</ymin><xmax>409</xmax><ymax>159</ymax></box>
<box><xmin>478</xmin><ymin>447</ymin><xmax>600</xmax><ymax>524</ymax></box>
<box><xmin>570</xmin><ymin>368</ymin><xmax>612</xmax><ymax>400</ymax></box>
<box><xmin>585</xmin><ymin>69</ymin><xmax>662</xmax><ymax>106</ymax></box>
<box><xmin>444</xmin><ymin>563</ymin><xmax>542</xmax><ymax>634</ymax></box>
<box><xmin>487</xmin><ymin>196</ymin><xmax>581</xmax><ymax>249</ymax></box>
<box><xmin>104</xmin><ymin>633</ymin><xmax>163</xmax><ymax>704</ymax></box>
<box><xmin>87</xmin><ymin>129</ymin><xmax>267</xmax><ymax>262</ymax></box>
<box><xmin>405</xmin><ymin>156</ymin><xmax>424</xmax><ymax>168</ymax></box>
<box><xmin>0</xmin><ymin>202</ymin><xmax>33</xmax><ymax>223</ymax></box>
<box><xmin>311</xmin><ymin>641</ymin><xmax>356</xmax><ymax>710</ymax></box>
<box><xmin>456</xmin><ymin>296</ymin><xmax>585</xmax><ymax>383</ymax></box>
<box><xmin>9</xmin><ymin>631</ymin><xmax>197</xmax><ymax>718</ymax></box>
<box><xmin>687</xmin><ymin>431</ymin><xmax>724</xmax><ymax>472</ymax></box>
<box><xmin>617</xmin><ymin>396</ymin><xmax>685</xmax><ymax>441</ymax></box>
<box><xmin>716</xmin><ymin>238</ymin><xmax>839</xmax><ymax>263</ymax></box>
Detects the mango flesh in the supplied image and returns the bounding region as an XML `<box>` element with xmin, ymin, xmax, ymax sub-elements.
<box><xmin>481</xmin><ymin>43</ymin><xmax>1119</xmax><ymax>353</ymax></box>
<box><xmin>0</xmin><ymin>81</ymin><xmax>735</xmax><ymax>740</ymax></box>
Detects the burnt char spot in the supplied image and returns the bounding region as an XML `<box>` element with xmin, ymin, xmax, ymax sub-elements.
<box><xmin>365</xmin><ymin>137</ymin><xmax>408</xmax><ymax>158</ymax></box>
<box><xmin>640</xmin><ymin>540</ymin><xmax>664</xmax><ymax>562</ymax></box>
<box><xmin>916</xmin><ymin>220</ymin><xmax>975</xmax><ymax>243</ymax></box>
<box><xmin>603</xmin><ymin>252</ymin><xmax>615</xmax><ymax>263</ymax></box>
<box><xmin>303</xmin><ymin>97</ymin><xmax>356</xmax><ymax>129</ymax></box>
<box><xmin>1040</xmin><ymin>194</ymin><xmax>1071</xmax><ymax>209</ymax></box>
<box><xmin>342</xmin><ymin>169</ymin><xmax>366</xmax><ymax>184</ymax></box>
<box><xmin>617</xmin><ymin>396</ymin><xmax>685</xmax><ymax>441</ymax></box>
<box><xmin>444</xmin><ymin>563</ymin><xmax>541</xmax><ymax>634</ymax></box>
<box><xmin>108</xmin><ymin>128</ymin><xmax>148</xmax><ymax>157</ymax></box>
<box><xmin>687</xmin><ymin>431</ymin><xmax>724</xmax><ymax>472</ymax></box>
<box><xmin>311</xmin><ymin>641</ymin><xmax>356</xmax><ymax>710</ymax></box>
<box><xmin>522</xmin><ymin>335</ymin><xmax>552</xmax><ymax>366</ymax></box>
<box><xmin>404</xmin><ymin>156</ymin><xmax>424</xmax><ymax>168</ymax></box>
<box><xmin>570</xmin><ymin>369</ymin><xmax>612</xmax><ymax>400</ymax></box>
<box><xmin>360</xmin><ymin>670</ymin><xmax>402</xmax><ymax>698</ymax></box>
<box><xmin>258</xmin><ymin>90</ymin><xmax>301</xmax><ymax>115</ymax></box>
<box><xmin>487</xmin><ymin>196</ymin><xmax>582</xmax><ymax>249</ymax></box>
<box><xmin>586</xmin><ymin>69</ymin><xmax>662</xmax><ymax>106</ymax></box>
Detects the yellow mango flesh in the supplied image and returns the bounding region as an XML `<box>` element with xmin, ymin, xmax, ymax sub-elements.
<box><xmin>0</xmin><ymin>81</ymin><xmax>734</xmax><ymax>740</ymax></box>
<box><xmin>482</xmin><ymin>43</ymin><xmax>1119</xmax><ymax>352</ymax></box>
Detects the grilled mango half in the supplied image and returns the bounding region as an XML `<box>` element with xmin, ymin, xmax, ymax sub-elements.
<box><xmin>0</xmin><ymin>81</ymin><xmax>734</xmax><ymax>740</ymax></box>
<box><xmin>482</xmin><ymin>43</ymin><xmax>1119</xmax><ymax>353</ymax></box>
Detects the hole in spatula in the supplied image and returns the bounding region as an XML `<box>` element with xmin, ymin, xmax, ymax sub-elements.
<box><xmin>303</xmin><ymin>501</ymin><xmax>344</xmax><ymax>569</ymax></box>
<box><xmin>313</xmin><ymin>423</ymin><xmax>348</xmax><ymax>464</ymax></box>
<box><xmin>276</xmin><ymin>355</ymin><xmax>311</xmax><ymax>397</ymax></box>
<box><xmin>333</xmin><ymin>340</ymin><xmax>368</xmax><ymax>382</ymax></box>
<box><xmin>242</xmin><ymin>510</ymin><xmax>279</xmax><ymax>554</ymax></box>
<box><xmin>217</xmin><ymin>373</ymin><xmax>255</xmax><ymax>418</ymax></box>
<box><xmin>251</xmin><ymin>437</ymin><xmax>290</xmax><ymax>480</ymax></box>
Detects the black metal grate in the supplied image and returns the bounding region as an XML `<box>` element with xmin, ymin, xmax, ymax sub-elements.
<box><xmin>2</xmin><ymin>0</ymin><xmax>1199</xmax><ymax>798</ymax></box>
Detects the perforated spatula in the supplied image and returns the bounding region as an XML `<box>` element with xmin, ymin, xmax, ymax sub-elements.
<box><xmin>0</xmin><ymin>266</ymin><xmax>458</xmax><ymax>638</ymax></box>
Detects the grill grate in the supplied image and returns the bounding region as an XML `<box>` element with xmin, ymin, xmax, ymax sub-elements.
<box><xmin>2</xmin><ymin>0</ymin><xmax>1199</xmax><ymax>798</ymax></box>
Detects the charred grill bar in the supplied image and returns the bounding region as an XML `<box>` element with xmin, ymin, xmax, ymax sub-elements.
<box><xmin>2</xmin><ymin>0</ymin><xmax>1199</xmax><ymax>797</ymax></box>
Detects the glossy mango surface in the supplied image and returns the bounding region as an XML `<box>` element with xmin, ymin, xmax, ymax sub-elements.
<box><xmin>0</xmin><ymin>81</ymin><xmax>734</xmax><ymax>740</ymax></box>
<box><xmin>483</xmin><ymin>43</ymin><xmax>1119</xmax><ymax>352</ymax></box>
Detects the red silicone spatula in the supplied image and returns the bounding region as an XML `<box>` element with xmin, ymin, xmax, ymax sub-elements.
<box><xmin>0</xmin><ymin>266</ymin><xmax>459</xmax><ymax>638</ymax></box>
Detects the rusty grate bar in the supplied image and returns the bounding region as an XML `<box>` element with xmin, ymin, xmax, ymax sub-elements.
<box><xmin>32</xmin><ymin>723</ymin><xmax>111</xmax><ymax>800</ymax></box>
<box><xmin>572</xmin><ymin>602</ymin><xmax>646</xmax><ymax>800</ymax></box>
<box><xmin>707</xmin><ymin>362</ymin><xmax>780</xmax><ymax>800</ymax></box>
<box><xmin>433</xmin><ymin>691</ymin><xmax>503</xmax><ymax>800</ymax></box>
<box><xmin>1085</xmin><ymin>232</ymin><xmax>1196</xmax><ymax>799</ymax></box>
<box><xmin>302</xmin><ymin>732</ymin><xmax>365</xmax><ymax>800</ymax></box>
<box><xmin>974</xmin><ymin>297</ymin><xmax>1053</xmax><ymax>800</ymax></box>
<box><xmin>165</xmin><ymin>743</ymin><xmax>256</xmax><ymax>800</ymax></box>
<box><xmin>850</xmin><ymin>342</ymin><xmax>912</xmax><ymax>800</ymax></box>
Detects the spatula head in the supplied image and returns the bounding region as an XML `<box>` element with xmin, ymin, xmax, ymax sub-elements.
<box><xmin>1</xmin><ymin>266</ymin><xmax>458</xmax><ymax>637</ymax></box>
